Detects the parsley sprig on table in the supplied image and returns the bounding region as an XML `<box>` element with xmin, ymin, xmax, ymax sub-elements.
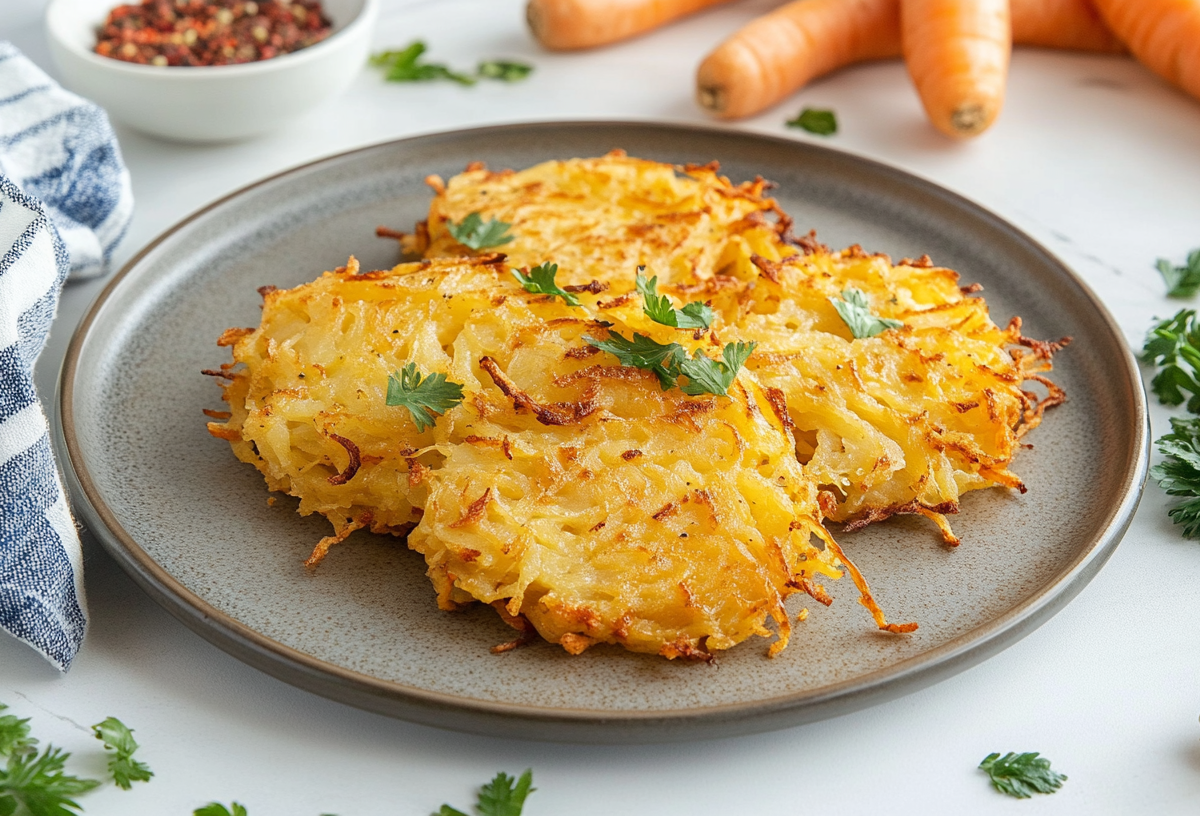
<box><xmin>194</xmin><ymin>804</ymin><xmax>248</xmax><ymax>816</ymax></box>
<box><xmin>786</xmin><ymin>107</ymin><xmax>838</xmax><ymax>136</ymax></box>
<box><xmin>447</xmin><ymin>212</ymin><xmax>515</xmax><ymax>250</ymax></box>
<box><xmin>92</xmin><ymin>718</ymin><xmax>152</xmax><ymax>790</ymax></box>
<box><xmin>636</xmin><ymin>270</ymin><xmax>712</xmax><ymax>330</ymax></box>
<box><xmin>1149</xmin><ymin>416</ymin><xmax>1200</xmax><ymax>538</ymax></box>
<box><xmin>440</xmin><ymin>769</ymin><xmax>535</xmax><ymax>816</ymax></box>
<box><xmin>1156</xmin><ymin>249</ymin><xmax>1200</xmax><ymax>298</ymax></box>
<box><xmin>1144</xmin><ymin>309</ymin><xmax>1200</xmax><ymax>412</ymax></box>
<box><xmin>1144</xmin><ymin>310</ymin><xmax>1200</xmax><ymax>538</ymax></box>
<box><xmin>513</xmin><ymin>262</ymin><xmax>580</xmax><ymax>306</ymax></box>
<box><xmin>477</xmin><ymin>60</ymin><xmax>534</xmax><ymax>82</ymax></box>
<box><xmin>0</xmin><ymin>745</ymin><xmax>100</xmax><ymax>816</ymax></box>
<box><xmin>371</xmin><ymin>43</ymin><xmax>534</xmax><ymax>86</ymax></box>
<box><xmin>386</xmin><ymin>363</ymin><xmax>465</xmax><ymax>432</ymax></box>
<box><xmin>370</xmin><ymin>42</ymin><xmax>476</xmax><ymax>85</ymax></box>
<box><xmin>979</xmin><ymin>752</ymin><xmax>1066</xmax><ymax>798</ymax></box>
<box><xmin>586</xmin><ymin>331</ymin><xmax>755</xmax><ymax>397</ymax></box>
<box><xmin>830</xmin><ymin>287</ymin><xmax>904</xmax><ymax>338</ymax></box>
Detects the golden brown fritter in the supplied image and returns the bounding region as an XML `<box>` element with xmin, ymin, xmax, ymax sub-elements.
<box><xmin>207</xmin><ymin>256</ymin><xmax>907</xmax><ymax>659</ymax></box>
<box><xmin>391</xmin><ymin>154</ymin><xmax>1065</xmax><ymax>541</ymax></box>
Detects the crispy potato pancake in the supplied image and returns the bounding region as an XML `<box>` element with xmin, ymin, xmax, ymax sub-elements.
<box><xmin>401</xmin><ymin>152</ymin><xmax>791</xmax><ymax>288</ymax></box>
<box><xmin>210</xmin><ymin>153</ymin><xmax>1064</xmax><ymax>660</ymax></box>
<box><xmin>208</xmin><ymin>256</ymin><xmax>907</xmax><ymax>659</ymax></box>
<box><xmin>396</xmin><ymin>153</ymin><xmax>1065</xmax><ymax>541</ymax></box>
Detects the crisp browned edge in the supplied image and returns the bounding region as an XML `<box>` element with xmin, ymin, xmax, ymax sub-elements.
<box><xmin>56</xmin><ymin>121</ymin><xmax>1150</xmax><ymax>743</ymax></box>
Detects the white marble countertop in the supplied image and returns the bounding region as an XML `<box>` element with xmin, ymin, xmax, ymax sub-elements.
<box><xmin>4</xmin><ymin>0</ymin><xmax>1200</xmax><ymax>812</ymax></box>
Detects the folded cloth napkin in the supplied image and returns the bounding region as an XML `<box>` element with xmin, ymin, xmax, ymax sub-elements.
<box><xmin>0</xmin><ymin>41</ymin><xmax>133</xmax><ymax>281</ymax></box>
<box><xmin>0</xmin><ymin>42</ymin><xmax>134</xmax><ymax>670</ymax></box>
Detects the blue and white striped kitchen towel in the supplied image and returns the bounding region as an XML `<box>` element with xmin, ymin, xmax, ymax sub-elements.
<box><xmin>0</xmin><ymin>42</ymin><xmax>134</xmax><ymax>670</ymax></box>
<box><xmin>0</xmin><ymin>41</ymin><xmax>132</xmax><ymax>280</ymax></box>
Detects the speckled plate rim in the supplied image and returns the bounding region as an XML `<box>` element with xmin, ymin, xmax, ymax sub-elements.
<box><xmin>56</xmin><ymin>121</ymin><xmax>1149</xmax><ymax>743</ymax></box>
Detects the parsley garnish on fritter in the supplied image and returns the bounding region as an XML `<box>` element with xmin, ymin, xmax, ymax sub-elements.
<box><xmin>636</xmin><ymin>269</ymin><xmax>713</xmax><ymax>329</ymax></box>
<box><xmin>678</xmin><ymin>341</ymin><xmax>756</xmax><ymax>396</ymax></box>
<box><xmin>446</xmin><ymin>212</ymin><xmax>515</xmax><ymax>250</ymax></box>
<box><xmin>584</xmin><ymin>331</ymin><xmax>753</xmax><ymax>396</ymax></box>
<box><xmin>979</xmin><ymin>752</ymin><xmax>1066</xmax><ymax>798</ymax></box>
<box><xmin>513</xmin><ymin>262</ymin><xmax>580</xmax><ymax>306</ymax></box>
<box><xmin>1156</xmin><ymin>249</ymin><xmax>1200</xmax><ymax>298</ymax></box>
<box><xmin>92</xmin><ymin>717</ymin><xmax>152</xmax><ymax>790</ymax></box>
<box><xmin>584</xmin><ymin>331</ymin><xmax>684</xmax><ymax>389</ymax></box>
<box><xmin>440</xmin><ymin>769</ymin><xmax>535</xmax><ymax>816</ymax></box>
<box><xmin>386</xmin><ymin>363</ymin><xmax>465</xmax><ymax>432</ymax></box>
<box><xmin>370</xmin><ymin>41</ymin><xmax>475</xmax><ymax>85</ymax></box>
<box><xmin>830</xmin><ymin>287</ymin><xmax>904</xmax><ymax>338</ymax></box>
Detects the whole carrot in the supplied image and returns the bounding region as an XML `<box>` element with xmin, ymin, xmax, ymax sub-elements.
<box><xmin>1090</xmin><ymin>0</ymin><xmax>1200</xmax><ymax>100</ymax></box>
<box><xmin>901</xmin><ymin>0</ymin><xmax>1011</xmax><ymax>138</ymax></box>
<box><xmin>696</xmin><ymin>0</ymin><xmax>900</xmax><ymax>120</ymax></box>
<box><xmin>697</xmin><ymin>0</ymin><xmax>1121</xmax><ymax>121</ymax></box>
<box><xmin>528</xmin><ymin>0</ymin><xmax>735</xmax><ymax>50</ymax></box>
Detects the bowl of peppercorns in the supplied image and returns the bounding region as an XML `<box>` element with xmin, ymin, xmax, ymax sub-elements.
<box><xmin>46</xmin><ymin>0</ymin><xmax>377</xmax><ymax>142</ymax></box>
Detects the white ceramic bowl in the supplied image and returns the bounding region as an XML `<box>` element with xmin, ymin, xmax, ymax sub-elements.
<box><xmin>46</xmin><ymin>0</ymin><xmax>377</xmax><ymax>142</ymax></box>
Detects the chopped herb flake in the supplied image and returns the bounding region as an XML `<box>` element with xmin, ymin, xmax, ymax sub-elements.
<box><xmin>787</xmin><ymin>107</ymin><xmax>838</xmax><ymax>136</ymax></box>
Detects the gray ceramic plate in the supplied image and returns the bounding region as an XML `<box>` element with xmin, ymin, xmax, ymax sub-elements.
<box><xmin>58</xmin><ymin>122</ymin><xmax>1148</xmax><ymax>743</ymax></box>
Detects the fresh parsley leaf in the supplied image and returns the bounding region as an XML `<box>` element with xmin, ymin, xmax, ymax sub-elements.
<box><xmin>91</xmin><ymin>717</ymin><xmax>152</xmax><ymax>790</ymax></box>
<box><xmin>636</xmin><ymin>270</ymin><xmax>713</xmax><ymax>330</ymax></box>
<box><xmin>1156</xmin><ymin>249</ymin><xmax>1200</xmax><ymax>298</ymax></box>
<box><xmin>386</xmin><ymin>363</ymin><xmax>465</xmax><ymax>432</ymax></box>
<box><xmin>0</xmin><ymin>745</ymin><xmax>101</xmax><ymax>816</ymax></box>
<box><xmin>678</xmin><ymin>341</ymin><xmax>756</xmax><ymax>397</ymax></box>
<box><xmin>584</xmin><ymin>332</ymin><xmax>685</xmax><ymax>390</ymax></box>
<box><xmin>477</xmin><ymin>60</ymin><xmax>533</xmax><ymax>82</ymax></box>
<box><xmin>786</xmin><ymin>107</ymin><xmax>838</xmax><ymax>136</ymax></box>
<box><xmin>446</xmin><ymin>212</ymin><xmax>514</xmax><ymax>250</ymax></box>
<box><xmin>476</xmin><ymin>770</ymin><xmax>534</xmax><ymax>816</ymax></box>
<box><xmin>830</xmin><ymin>287</ymin><xmax>904</xmax><ymax>339</ymax></box>
<box><xmin>585</xmin><ymin>331</ymin><xmax>753</xmax><ymax>397</ymax></box>
<box><xmin>979</xmin><ymin>752</ymin><xmax>1066</xmax><ymax>799</ymax></box>
<box><xmin>513</xmin><ymin>262</ymin><xmax>580</xmax><ymax>306</ymax></box>
<box><xmin>1151</xmin><ymin>415</ymin><xmax>1200</xmax><ymax>538</ymax></box>
<box><xmin>0</xmin><ymin>706</ymin><xmax>34</xmax><ymax>759</ymax></box>
<box><xmin>371</xmin><ymin>41</ymin><xmax>475</xmax><ymax>85</ymax></box>
<box><xmin>194</xmin><ymin>803</ymin><xmax>248</xmax><ymax>816</ymax></box>
<box><xmin>438</xmin><ymin>807</ymin><xmax>469</xmax><ymax>816</ymax></box>
<box><xmin>1143</xmin><ymin>309</ymin><xmax>1200</xmax><ymax>412</ymax></box>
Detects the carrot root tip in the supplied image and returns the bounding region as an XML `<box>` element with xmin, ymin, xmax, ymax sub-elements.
<box><xmin>697</xmin><ymin>84</ymin><xmax>726</xmax><ymax>113</ymax></box>
<box><xmin>950</xmin><ymin>103</ymin><xmax>989</xmax><ymax>135</ymax></box>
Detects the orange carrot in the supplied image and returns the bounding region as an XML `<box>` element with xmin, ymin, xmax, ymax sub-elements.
<box><xmin>696</xmin><ymin>0</ymin><xmax>900</xmax><ymax>120</ymax></box>
<box><xmin>1090</xmin><ymin>0</ymin><xmax>1200</xmax><ymax>100</ymax></box>
<box><xmin>901</xmin><ymin>0</ymin><xmax>1011</xmax><ymax>138</ymax></box>
<box><xmin>1011</xmin><ymin>0</ymin><xmax>1123</xmax><ymax>52</ymax></box>
<box><xmin>697</xmin><ymin>0</ymin><xmax>1122</xmax><ymax>122</ymax></box>
<box><xmin>527</xmin><ymin>0</ymin><xmax>735</xmax><ymax>51</ymax></box>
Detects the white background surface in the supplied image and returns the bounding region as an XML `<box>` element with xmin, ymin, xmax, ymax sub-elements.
<box><xmin>3</xmin><ymin>0</ymin><xmax>1200</xmax><ymax>812</ymax></box>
